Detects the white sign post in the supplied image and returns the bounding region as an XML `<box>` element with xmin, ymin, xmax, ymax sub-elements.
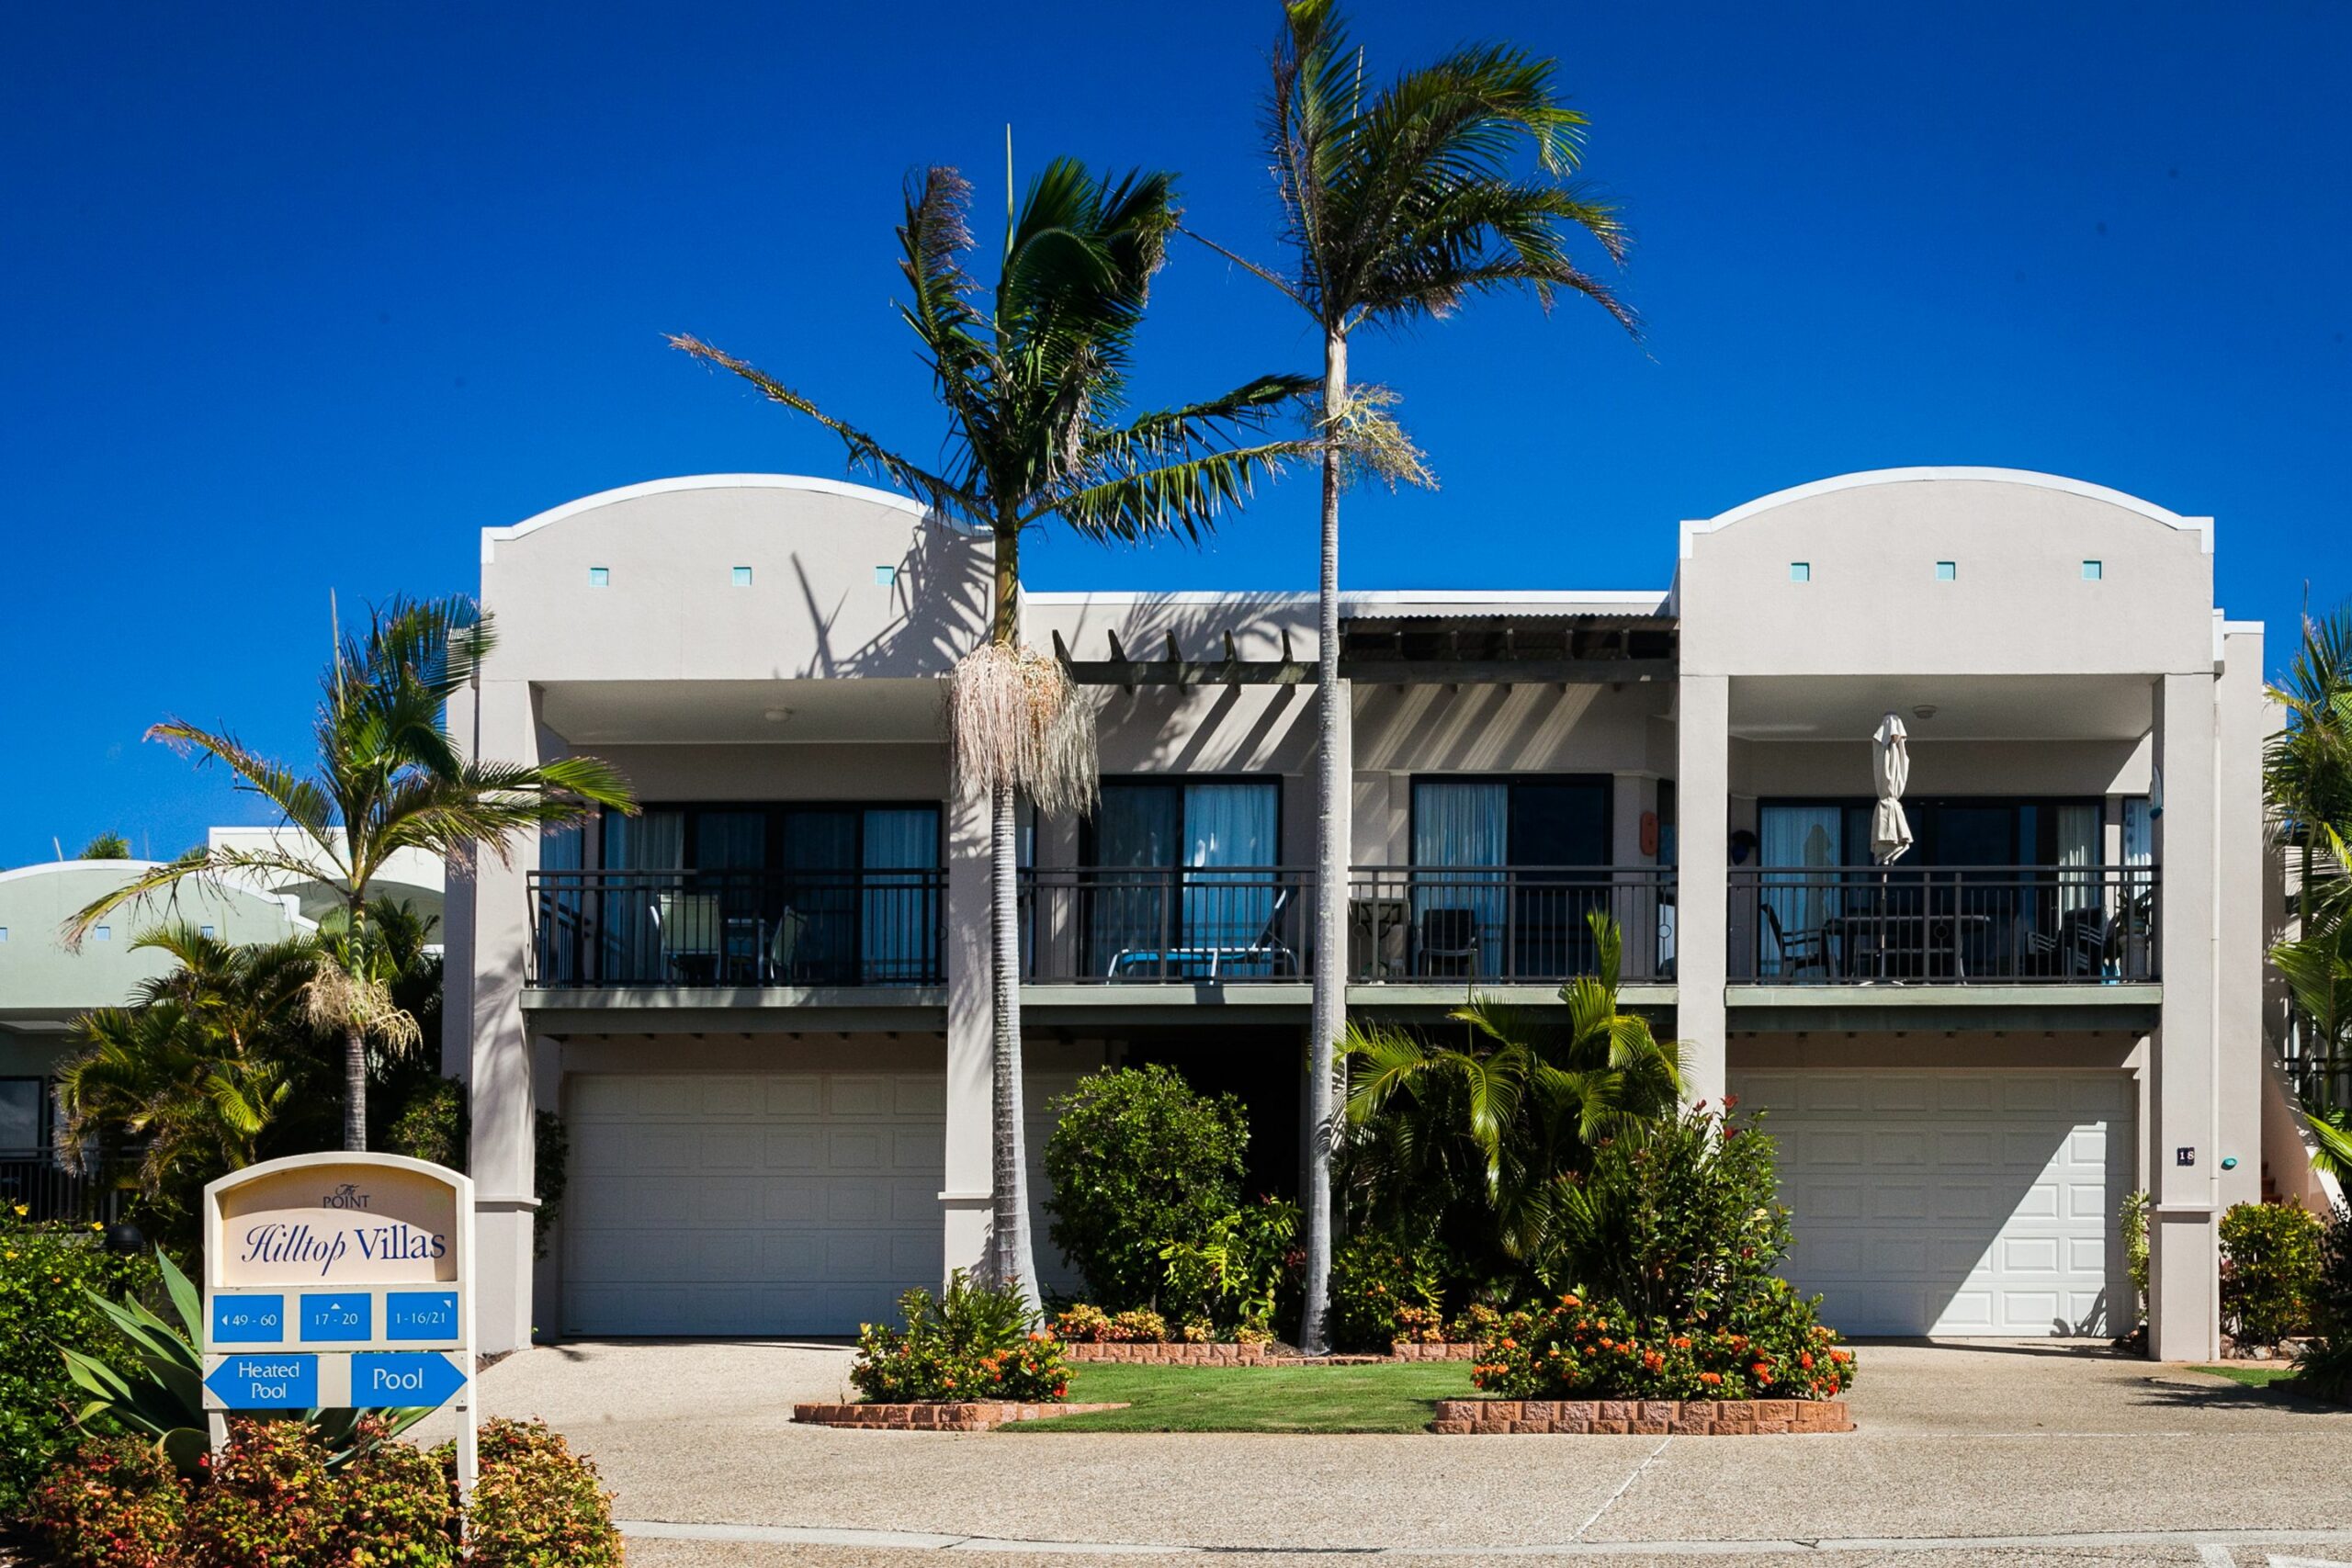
<box><xmin>200</xmin><ymin>1152</ymin><xmax>477</xmax><ymax>1495</ymax></box>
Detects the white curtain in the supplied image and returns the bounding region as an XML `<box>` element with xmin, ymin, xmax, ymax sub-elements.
<box><xmin>1183</xmin><ymin>783</ymin><xmax>1279</xmax><ymax>968</ymax></box>
<box><xmin>603</xmin><ymin>809</ymin><xmax>683</xmax><ymax>979</ymax></box>
<box><xmin>1412</xmin><ymin>781</ymin><xmax>1508</xmax><ymax>976</ymax></box>
<box><xmin>1758</xmin><ymin>805</ymin><xmax>1841</xmax><ymax>976</ymax></box>
<box><xmin>2055</xmin><ymin>802</ymin><xmax>2102</xmax><ymax>912</ymax></box>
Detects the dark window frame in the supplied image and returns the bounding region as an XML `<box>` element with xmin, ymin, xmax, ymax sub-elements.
<box><xmin>1405</xmin><ymin>772</ymin><xmax>1616</xmax><ymax>869</ymax></box>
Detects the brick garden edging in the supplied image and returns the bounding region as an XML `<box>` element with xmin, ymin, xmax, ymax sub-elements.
<box><xmin>793</xmin><ymin>1401</ymin><xmax>1129</xmax><ymax>1431</ymax></box>
<box><xmin>1391</xmin><ymin>1341</ymin><xmax>1479</xmax><ymax>1360</ymax></box>
<box><xmin>1063</xmin><ymin>1341</ymin><xmax>1273</xmax><ymax>1365</ymax></box>
<box><xmin>1430</xmin><ymin>1397</ymin><xmax>1852</xmax><ymax>1435</ymax></box>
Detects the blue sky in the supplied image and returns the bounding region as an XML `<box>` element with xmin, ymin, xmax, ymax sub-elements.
<box><xmin>2</xmin><ymin>1</ymin><xmax>2346</xmax><ymax>868</ymax></box>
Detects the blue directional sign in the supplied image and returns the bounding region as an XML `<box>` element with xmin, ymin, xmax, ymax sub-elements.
<box><xmin>206</xmin><ymin>1354</ymin><xmax>318</xmax><ymax>1410</ymax></box>
<box><xmin>209</xmin><ymin>1294</ymin><xmax>284</xmax><ymax>1345</ymax></box>
<box><xmin>350</xmin><ymin>1351</ymin><xmax>467</xmax><ymax>1410</ymax></box>
<box><xmin>386</xmin><ymin>1292</ymin><xmax>459</xmax><ymax>1341</ymax></box>
<box><xmin>299</xmin><ymin>1293</ymin><xmax>372</xmax><ymax>1343</ymax></box>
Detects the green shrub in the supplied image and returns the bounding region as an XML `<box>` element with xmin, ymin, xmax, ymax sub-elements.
<box><xmin>851</xmin><ymin>1270</ymin><xmax>1069</xmax><ymax>1403</ymax></box>
<box><xmin>2120</xmin><ymin>1189</ymin><xmax>2152</xmax><ymax>1321</ymax></box>
<box><xmin>534</xmin><ymin>1110</ymin><xmax>569</xmax><ymax>1260</ymax></box>
<box><xmin>1052</xmin><ymin>1304</ymin><xmax>1170</xmax><ymax>1343</ymax></box>
<box><xmin>0</xmin><ymin>1206</ymin><xmax>159</xmax><ymax>1516</ymax></box>
<box><xmin>1548</xmin><ymin>1100</ymin><xmax>1793</xmax><ymax>1323</ymax></box>
<box><xmin>1327</xmin><ymin>1229</ymin><xmax>1445</xmax><ymax>1352</ymax></box>
<box><xmin>2295</xmin><ymin>1202</ymin><xmax>2352</xmax><ymax>1398</ymax></box>
<box><xmin>334</xmin><ymin>1427</ymin><xmax>459</xmax><ymax>1567</ymax></box>
<box><xmin>183</xmin><ymin>1417</ymin><xmax>341</xmax><ymax>1568</ymax></box>
<box><xmin>385</xmin><ymin>1077</ymin><xmax>469</xmax><ymax>1169</ymax></box>
<box><xmin>18</xmin><ymin>1433</ymin><xmax>188</xmax><ymax>1568</ymax></box>
<box><xmin>1156</xmin><ymin>1196</ymin><xmax>1299</xmax><ymax>1338</ymax></box>
<box><xmin>458</xmin><ymin>1418</ymin><xmax>622</xmax><ymax>1568</ymax></box>
<box><xmin>1474</xmin><ymin>1280</ymin><xmax>1854</xmax><ymax>1402</ymax></box>
<box><xmin>2221</xmin><ymin>1200</ymin><xmax>2324</xmax><ymax>1347</ymax></box>
<box><xmin>1043</xmin><ymin>1066</ymin><xmax>1247</xmax><ymax>1309</ymax></box>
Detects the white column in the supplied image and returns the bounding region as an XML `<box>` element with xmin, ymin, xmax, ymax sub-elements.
<box><xmin>462</xmin><ymin>676</ymin><xmax>541</xmax><ymax>1354</ymax></box>
<box><xmin>2149</xmin><ymin>670</ymin><xmax>2221</xmax><ymax>1361</ymax></box>
<box><xmin>1676</xmin><ymin>675</ymin><xmax>1730</xmax><ymax>1108</ymax></box>
<box><xmin>940</xmin><ymin>779</ymin><xmax>993</xmax><ymax>1281</ymax></box>
<box><xmin>2214</xmin><ymin>629</ymin><xmax>2265</xmax><ymax>1213</ymax></box>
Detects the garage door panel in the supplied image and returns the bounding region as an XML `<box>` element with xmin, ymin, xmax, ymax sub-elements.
<box><xmin>826</xmin><ymin>1127</ymin><xmax>888</xmax><ymax>1168</ymax></box>
<box><xmin>1731</xmin><ymin>1069</ymin><xmax>2132</xmax><ymax>1338</ymax></box>
<box><xmin>701</xmin><ymin>1126</ymin><xmax>761</xmax><ymax>1170</ymax></box>
<box><xmin>763</xmin><ymin>1127</ymin><xmax>824</xmax><ymax>1168</ymax></box>
<box><xmin>827</xmin><ymin>1076</ymin><xmax>891</xmax><ymax>1116</ymax></box>
<box><xmin>763</xmin><ymin>1077</ymin><xmax>822</xmax><ymax>1117</ymax></box>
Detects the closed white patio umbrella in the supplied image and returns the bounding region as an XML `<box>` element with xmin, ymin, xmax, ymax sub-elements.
<box><xmin>1871</xmin><ymin>713</ymin><xmax>1914</xmax><ymax>864</ymax></box>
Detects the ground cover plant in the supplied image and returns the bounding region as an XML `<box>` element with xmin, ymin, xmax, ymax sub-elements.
<box><xmin>853</xmin><ymin>1270</ymin><xmax>1069</xmax><ymax>1403</ymax></box>
<box><xmin>1006</xmin><ymin>1360</ymin><xmax>1476</xmax><ymax>1433</ymax></box>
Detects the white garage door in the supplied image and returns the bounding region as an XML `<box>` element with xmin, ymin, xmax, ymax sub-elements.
<box><xmin>1731</xmin><ymin>1070</ymin><xmax>2133</xmax><ymax>1337</ymax></box>
<box><xmin>563</xmin><ymin>1070</ymin><xmax>1083</xmax><ymax>1337</ymax></box>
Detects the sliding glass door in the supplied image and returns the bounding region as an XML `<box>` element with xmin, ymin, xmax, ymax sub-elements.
<box><xmin>1089</xmin><ymin>780</ymin><xmax>1281</xmax><ymax>976</ymax></box>
<box><xmin>1410</xmin><ymin>776</ymin><xmax>1610</xmax><ymax>978</ymax></box>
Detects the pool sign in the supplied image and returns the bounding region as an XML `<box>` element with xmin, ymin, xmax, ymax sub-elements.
<box><xmin>201</xmin><ymin>1153</ymin><xmax>477</xmax><ymax>1492</ymax></box>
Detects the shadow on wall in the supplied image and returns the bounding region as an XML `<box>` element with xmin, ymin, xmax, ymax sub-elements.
<box><xmin>791</xmin><ymin>520</ymin><xmax>994</xmax><ymax>683</ymax></box>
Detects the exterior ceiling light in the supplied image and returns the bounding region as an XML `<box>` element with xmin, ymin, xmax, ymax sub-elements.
<box><xmin>1912</xmin><ymin>705</ymin><xmax>1939</xmax><ymax>721</ymax></box>
<box><xmin>763</xmin><ymin>707</ymin><xmax>793</xmax><ymax>723</ymax></box>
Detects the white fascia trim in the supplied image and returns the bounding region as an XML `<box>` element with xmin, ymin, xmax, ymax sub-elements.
<box><xmin>0</xmin><ymin>859</ymin><xmax>168</xmax><ymax>885</ymax></box>
<box><xmin>1678</xmin><ymin>467</ymin><xmax>2215</xmax><ymax>559</ymax></box>
<box><xmin>481</xmin><ymin>474</ymin><xmax>937</xmax><ymax>564</ymax></box>
<box><xmin>1023</xmin><ymin>589</ymin><xmax>1671</xmax><ymax>612</ymax></box>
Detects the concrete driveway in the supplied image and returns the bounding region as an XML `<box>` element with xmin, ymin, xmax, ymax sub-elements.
<box><xmin>435</xmin><ymin>1339</ymin><xmax>2352</xmax><ymax>1566</ymax></box>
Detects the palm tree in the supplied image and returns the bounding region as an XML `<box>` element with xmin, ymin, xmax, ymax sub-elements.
<box><xmin>673</xmin><ymin>157</ymin><xmax>1313</xmax><ymax>1307</ymax></box>
<box><xmin>2267</xmin><ymin>603</ymin><xmax>2352</xmax><ymax>918</ymax></box>
<box><xmin>69</xmin><ymin>597</ymin><xmax>634</xmax><ymax>1151</ymax></box>
<box><xmin>1204</xmin><ymin>0</ymin><xmax>1638</xmax><ymax>1348</ymax></box>
<box><xmin>1340</xmin><ymin>912</ymin><xmax>1679</xmax><ymax>1277</ymax></box>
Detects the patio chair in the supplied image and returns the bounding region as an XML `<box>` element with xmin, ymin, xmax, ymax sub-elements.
<box><xmin>2026</xmin><ymin>906</ymin><xmax>2108</xmax><ymax>978</ymax></box>
<box><xmin>764</xmin><ymin>906</ymin><xmax>810</xmax><ymax>984</ymax></box>
<box><xmin>650</xmin><ymin>891</ymin><xmax>721</xmax><ymax>983</ymax></box>
<box><xmin>1416</xmin><ymin>906</ymin><xmax>1482</xmax><ymax>977</ymax></box>
<box><xmin>1761</xmin><ymin>902</ymin><xmax>1831</xmax><ymax>980</ymax></box>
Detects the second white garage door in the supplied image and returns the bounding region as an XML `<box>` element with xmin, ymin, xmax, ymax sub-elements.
<box><xmin>563</xmin><ymin>1069</ymin><xmax>1082</xmax><ymax>1337</ymax></box>
<box><xmin>1731</xmin><ymin>1069</ymin><xmax>2134</xmax><ymax>1337</ymax></box>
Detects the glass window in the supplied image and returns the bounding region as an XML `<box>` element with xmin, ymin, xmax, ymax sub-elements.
<box><xmin>1790</xmin><ymin>562</ymin><xmax>1811</xmax><ymax>582</ymax></box>
<box><xmin>588</xmin><ymin>566</ymin><xmax>609</xmax><ymax>586</ymax></box>
<box><xmin>0</xmin><ymin>1079</ymin><xmax>41</xmax><ymax>1156</ymax></box>
<box><xmin>875</xmin><ymin>565</ymin><xmax>898</xmax><ymax>586</ymax></box>
<box><xmin>2082</xmin><ymin>560</ymin><xmax>2103</xmax><ymax>581</ymax></box>
<box><xmin>731</xmin><ymin>566</ymin><xmax>752</xmax><ymax>586</ymax></box>
<box><xmin>92</xmin><ymin>925</ymin><xmax>110</xmax><ymax>942</ymax></box>
<box><xmin>1936</xmin><ymin>560</ymin><xmax>1957</xmax><ymax>581</ymax></box>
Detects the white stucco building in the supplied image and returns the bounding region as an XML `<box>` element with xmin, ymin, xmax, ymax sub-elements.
<box><xmin>444</xmin><ymin>468</ymin><xmax>2324</xmax><ymax>1362</ymax></box>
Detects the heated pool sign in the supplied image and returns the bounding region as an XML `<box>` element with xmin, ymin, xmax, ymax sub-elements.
<box><xmin>201</xmin><ymin>1153</ymin><xmax>478</xmax><ymax>1490</ymax></box>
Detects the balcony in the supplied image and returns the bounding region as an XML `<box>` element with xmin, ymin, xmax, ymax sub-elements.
<box><xmin>1017</xmin><ymin>865</ymin><xmax>1675</xmax><ymax>985</ymax></box>
<box><xmin>528</xmin><ymin>869</ymin><xmax>944</xmax><ymax>987</ymax></box>
<box><xmin>526</xmin><ymin>865</ymin><xmax>1679</xmax><ymax>991</ymax></box>
<box><xmin>1727</xmin><ymin>864</ymin><xmax>2158</xmax><ymax>986</ymax></box>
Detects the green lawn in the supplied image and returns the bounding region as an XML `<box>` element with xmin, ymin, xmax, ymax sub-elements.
<box><xmin>1003</xmin><ymin>1360</ymin><xmax>1480</xmax><ymax>1433</ymax></box>
<box><xmin>2189</xmin><ymin>1363</ymin><xmax>2301</xmax><ymax>1390</ymax></box>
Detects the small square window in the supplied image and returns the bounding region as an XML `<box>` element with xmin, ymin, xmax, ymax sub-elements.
<box><xmin>875</xmin><ymin>565</ymin><xmax>898</xmax><ymax>587</ymax></box>
<box><xmin>198</xmin><ymin>924</ymin><xmax>217</xmax><ymax>939</ymax></box>
<box><xmin>0</xmin><ymin>927</ymin><xmax>9</xmax><ymax>942</ymax></box>
<box><xmin>1935</xmin><ymin>560</ymin><xmax>1957</xmax><ymax>581</ymax></box>
<box><xmin>92</xmin><ymin>925</ymin><xmax>110</xmax><ymax>942</ymax></box>
<box><xmin>731</xmin><ymin>566</ymin><xmax>753</xmax><ymax>586</ymax></box>
<box><xmin>2082</xmin><ymin>559</ymin><xmax>2104</xmax><ymax>581</ymax></box>
<box><xmin>1789</xmin><ymin>562</ymin><xmax>1811</xmax><ymax>582</ymax></box>
<box><xmin>587</xmin><ymin>566</ymin><xmax>609</xmax><ymax>586</ymax></box>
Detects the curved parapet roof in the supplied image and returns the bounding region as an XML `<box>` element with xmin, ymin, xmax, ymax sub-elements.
<box><xmin>1679</xmin><ymin>467</ymin><xmax>2211</xmax><ymax>559</ymax></box>
<box><xmin>481</xmin><ymin>473</ymin><xmax>940</xmax><ymax>564</ymax></box>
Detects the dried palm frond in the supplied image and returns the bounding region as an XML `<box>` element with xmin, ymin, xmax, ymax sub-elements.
<box><xmin>303</xmin><ymin>963</ymin><xmax>424</xmax><ymax>1061</ymax></box>
<box><xmin>1323</xmin><ymin>383</ymin><xmax>1436</xmax><ymax>492</ymax></box>
<box><xmin>947</xmin><ymin>642</ymin><xmax>1101</xmax><ymax>817</ymax></box>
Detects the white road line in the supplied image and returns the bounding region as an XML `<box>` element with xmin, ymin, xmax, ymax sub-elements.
<box><xmin>1573</xmin><ymin>1435</ymin><xmax>1673</xmax><ymax>1540</ymax></box>
<box><xmin>618</xmin><ymin>1518</ymin><xmax>2352</xmax><ymax>1558</ymax></box>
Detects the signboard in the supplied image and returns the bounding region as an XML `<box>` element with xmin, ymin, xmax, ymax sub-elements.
<box><xmin>201</xmin><ymin>1153</ymin><xmax>476</xmax><ymax>1491</ymax></box>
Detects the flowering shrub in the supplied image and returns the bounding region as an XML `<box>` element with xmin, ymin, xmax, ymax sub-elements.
<box><xmin>334</xmin><ymin>1425</ymin><xmax>458</xmax><ymax>1567</ymax></box>
<box><xmin>1053</xmin><ymin>1304</ymin><xmax>1171</xmax><ymax>1342</ymax></box>
<box><xmin>182</xmin><ymin>1417</ymin><xmax>341</xmax><ymax>1568</ymax></box>
<box><xmin>1473</xmin><ymin>1281</ymin><xmax>1854</xmax><ymax>1402</ymax></box>
<box><xmin>1327</xmin><ymin>1229</ymin><xmax>1445</xmax><ymax>1351</ymax></box>
<box><xmin>458</xmin><ymin>1418</ymin><xmax>622</xmax><ymax>1568</ymax></box>
<box><xmin>2297</xmin><ymin>1201</ymin><xmax>2352</xmax><ymax>1399</ymax></box>
<box><xmin>19</xmin><ymin>1434</ymin><xmax>188</xmax><ymax>1568</ymax></box>
<box><xmin>0</xmin><ymin>1205</ymin><xmax>158</xmax><ymax>1515</ymax></box>
<box><xmin>852</xmin><ymin>1271</ymin><xmax>1069</xmax><ymax>1403</ymax></box>
<box><xmin>2221</xmin><ymin>1200</ymin><xmax>2324</xmax><ymax>1347</ymax></box>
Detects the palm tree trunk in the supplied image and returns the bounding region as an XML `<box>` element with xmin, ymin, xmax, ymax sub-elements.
<box><xmin>1300</xmin><ymin>328</ymin><xmax>1348</xmax><ymax>1355</ymax></box>
<box><xmin>344</xmin><ymin>1020</ymin><xmax>368</xmax><ymax>1152</ymax></box>
<box><xmin>985</xmin><ymin>525</ymin><xmax>1043</xmax><ymax>1311</ymax></box>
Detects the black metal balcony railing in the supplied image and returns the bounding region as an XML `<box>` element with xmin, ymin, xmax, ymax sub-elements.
<box><xmin>1727</xmin><ymin>864</ymin><xmax>2159</xmax><ymax>985</ymax></box>
<box><xmin>528</xmin><ymin>869</ymin><xmax>945</xmax><ymax>987</ymax></box>
<box><xmin>0</xmin><ymin>1156</ymin><xmax>120</xmax><ymax>1224</ymax></box>
<box><xmin>1013</xmin><ymin>865</ymin><xmax>1676</xmax><ymax>985</ymax></box>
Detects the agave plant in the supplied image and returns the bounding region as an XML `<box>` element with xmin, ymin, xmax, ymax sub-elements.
<box><xmin>62</xmin><ymin>1250</ymin><xmax>428</xmax><ymax>1475</ymax></box>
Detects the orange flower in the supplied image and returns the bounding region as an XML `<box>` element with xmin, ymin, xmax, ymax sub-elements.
<box><xmin>1799</xmin><ymin>1353</ymin><xmax>1815</xmax><ymax>1370</ymax></box>
<box><xmin>1671</xmin><ymin>1337</ymin><xmax>1691</xmax><ymax>1349</ymax></box>
<box><xmin>1499</xmin><ymin>1337</ymin><xmax>1517</xmax><ymax>1349</ymax></box>
<box><xmin>1699</xmin><ymin>1371</ymin><xmax>1723</xmax><ymax>1387</ymax></box>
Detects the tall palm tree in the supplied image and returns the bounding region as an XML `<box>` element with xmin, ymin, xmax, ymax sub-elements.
<box><xmin>673</xmin><ymin>157</ymin><xmax>1313</xmax><ymax>1306</ymax></box>
<box><xmin>2268</xmin><ymin>604</ymin><xmax>2352</xmax><ymax>917</ymax></box>
<box><xmin>69</xmin><ymin>597</ymin><xmax>634</xmax><ymax>1151</ymax></box>
<box><xmin>1204</xmin><ymin>0</ymin><xmax>1638</xmax><ymax>1348</ymax></box>
<box><xmin>1340</xmin><ymin>912</ymin><xmax>1679</xmax><ymax>1275</ymax></box>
